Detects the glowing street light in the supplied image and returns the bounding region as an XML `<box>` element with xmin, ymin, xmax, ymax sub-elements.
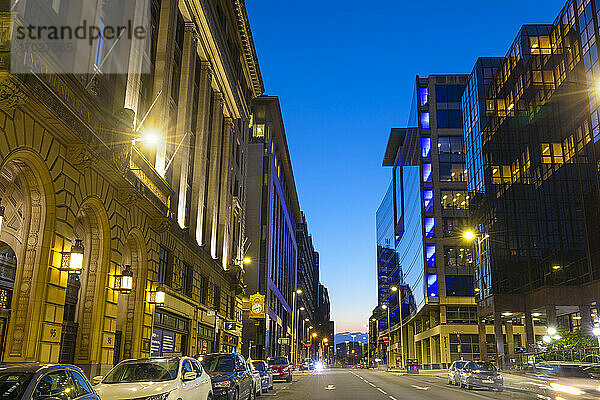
<box><xmin>243</xmin><ymin>257</ymin><xmax>251</xmax><ymax>264</ymax></box>
<box><xmin>296</xmin><ymin>288</ymin><xmax>303</xmax><ymax>295</ymax></box>
<box><xmin>391</xmin><ymin>286</ymin><xmax>398</xmax><ymax>292</ymax></box>
<box><xmin>61</xmin><ymin>239</ymin><xmax>84</xmax><ymax>275</ymax></box>
<box><xmin>312</xmin><ymin>332</ymin><xmax>317</xmax><ymax>338</ymax></box>
<box><xmin>114</xmin><ymin>264</ymin><xmax>134</xmax><ymax>294</ymax></box>
<box><xmin>463</xmin><ymin>230</ymin><xmax>476</xmax><ymax>241</ymax></box>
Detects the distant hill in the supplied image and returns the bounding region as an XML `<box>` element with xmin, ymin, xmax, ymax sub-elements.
<box><xmin>335</xmin><ymin>331</ymin><xmax>368</xmax><ymax>345</ymax></box>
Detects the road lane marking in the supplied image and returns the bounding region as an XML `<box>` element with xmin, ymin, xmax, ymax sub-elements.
<box><xmin>378</xmin><ymin>388</ymin><xmax>388</xmax><ymax>395</ymax></box>
<box><xmin>403</xmin><ymin>376</ymin><xmax>492</xmax><ymax>399</ymax></box>
<box><xmin>389</xmin><ymin>397</ymin><xmax>397</xmax><ymax>400</ymax></box>
<box><xmin>324</xmin><ymin>385</ymin><xmax>336</xmax><ymax>390</ymax></box>
<box><xmin>410</xmin><ymin>385</ymin><xmax>430</xmax><ymax>390</ymax></box>
<box><xmin>369</xmin><ymin>382</ymin><xmax>377</xmax><ymax>387</ymax></box>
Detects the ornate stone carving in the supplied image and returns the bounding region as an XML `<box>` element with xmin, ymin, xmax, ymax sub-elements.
<box><xmin>117</xmin><ymin>189</ymin><xmax>141</xmax><ymax>209</ymax></box>
<box><xmin>150</xmin><ymin>217</ymin><xmax>171</xmax><ymax>233</ymax></box>
<box><xmin>0</xmin><ymin>77</ymin><xmax>27</xmax><ymax>109</ymax></box>
<box><xmin>69</xmin><ymin>145</ymin><xmax>94</xmax><ymax>171</ymax></box>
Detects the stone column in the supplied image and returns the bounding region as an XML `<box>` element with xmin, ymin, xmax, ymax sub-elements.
<box><xmin>580</xmin><ymin>304</ymin><xmax>592</xmax><ymax>333</ymax></box>
<box><xmin>478</xmin><ymin>313</ymin><xmax>488</xmax><ymax>361</ymax></box>
<box><xmin>524</xmin><ymin>310</ymin><xmax>535</xmax><ymax>353</ymax></box>
<box><xmin>217</xmin><ymin>118</ymin><xmax>234</xmax><ymax>264</ymax></box>
<box><xmin>407</xmin><ymin>323</ymin><xmax>415</xmax><ymax>360</ymax></box>
<box><xmin>206</xmin><ymin>93</ymin><xmax>224</xmax><ymax>259</ymax></box>
<box><xmin>189</xmin><ymin>62</ymin><xmax>213</xmax><ymax>246</ymax></box>
<box><xmin>505</xmin><ymin>320</ymin><xmax>514</xmax><ymax>356</ymax></box>
<box><xmin>546</xmin><ymin>305</ymin><xmax>557</xmax><ymax>328</ymax></box>
<box><xmin>493</xmin><ymin>312</ymin><xmax>505</xmax><ymax>368</ymax></box>
<box><xmin>173</xmin><ymin>22</ymin><xmax>198</xmax><ymax>228</ymax></box>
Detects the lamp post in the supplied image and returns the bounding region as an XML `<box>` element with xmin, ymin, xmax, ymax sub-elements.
<box><xmin>292</xmin><ymin>288</ymin><xmax>303</xmax><ymax>366</ymax></box>
<box><xmin>391</xmin><ymin>285</ymin><xmax>405</xmax><ymax>368</ymax></box>
<box><xmin>381</xmin><ymin>304</ymin><xmax>390</xmax><ymax>367</ymax></box>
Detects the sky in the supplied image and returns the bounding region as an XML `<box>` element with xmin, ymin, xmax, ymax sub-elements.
<box><xmin>245</xmin><ymin>0</ymin><xmax>567</xmax><ymax>333</ymax></box>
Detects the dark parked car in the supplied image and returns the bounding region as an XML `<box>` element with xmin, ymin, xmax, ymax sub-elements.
<box><xmin>0</xmin><ymin>363</ymin><xmax>100</xmax><ymax>400</ymax></box>
<box><xmin>459</xmin><ymin>361</ymin><xmax>503</xmax><ymax>391</ymax></box>
<box><xmin>250</xmin><ymin>361</ymin><xmax>273</xmax><ymax>393</ymax></box>
<box><xmin>267</xmin><ymin>356</ymin><xmax>292</xmax><ymax>382</ymax></box>
<box><xmin>524</xmin><ymin>362</ymin><xmax>600</xmax><ymax>400</ymax></box>
<box><xmin>200</xmin><ymin>353</ymin><xmax>255</xmax><ymax>400</ymax></box>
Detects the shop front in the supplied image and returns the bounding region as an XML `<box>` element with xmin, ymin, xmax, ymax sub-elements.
<box><xmin>151</xmin><ymin>310</ymin><xmax>190</xmax><ymax>357</ymax></box>
<box><xmin>197</xmin><ymin>324</ymin><xmax>215</xmax><ymax>356</ymax></box>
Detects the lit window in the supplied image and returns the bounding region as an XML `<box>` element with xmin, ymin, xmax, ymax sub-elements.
<box><xmin>419</xmin><ymin>87</ymin><xmax>429</xmax><ymax>107</ymax></box>
<box><xmin>426</xmin><ymin>245</ymin><xmax>436</xmax><ymax>268</ymax></box>
<box><xmin>423</xmin><ymin>190</ymin><xmax>434</xmax><ymax>211</ymax></box>
<box><xmin>424</xmin><ymin>217</ymin><xmax>435</xmax><ymax>238</ymax></box>
<box><xmin>420</xmin><ymin>113</ymin><xmax>430</xmax><ymax>129</ymax></box>
<box><xmin>427</xmin><ymin>274</ymin><xmax>438</xmax><ymax>297</ymax></box>
<box><xmin>421</xmin><ymin>137</ymin><xmax>431</xmax><ymax>158</ymax></box>
<box><xmin>94</xmin><ymin>20</ymin><xmax>105</xmax><ymax>68</ymax></box>
<box><xmin>422</xmin><ymin>163</ymin><xmax>432</xmax><ymax>183</ymax></box>
<box><xmin>253</xmin><ymin>123</ymin><xmax>265</xmax><ymax>138</ymax></box>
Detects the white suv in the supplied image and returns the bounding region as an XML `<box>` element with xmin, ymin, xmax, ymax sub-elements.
<box><xmin>94</xmin><ymin>356</ymin><xmax>212</xmax><ymax>400</ymax></box>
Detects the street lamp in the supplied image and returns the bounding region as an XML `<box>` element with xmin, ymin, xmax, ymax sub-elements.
<box><xmin>593</xmin><ymin>327</ymin><xmax>600</xmax><ymax>349</ymax></box>
<box><xmin>148</xmin><ymin>284</ymin><xmax>166</xmax><ymax>305</ymax></box>
<box><xmin>380</xmin><ymin>304</ymin><xmax>391</xmax><ymax>367</ymax></box>
<box><xmin>0</xmin><ymin>199</ymin><xmax>5</xmax><ymax>234</ymax></box>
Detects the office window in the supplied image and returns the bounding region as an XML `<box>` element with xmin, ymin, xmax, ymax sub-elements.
<box><xmin>439</xmin><ymin>162</ymin><xmax>466</xmax><ymax>182</ymax></box>
<box><xmin>94</xmin><ymin>20</ymin><xmax>105</xmax><ymax>68</ymax></box>
<box><xmin>158</xmin><ymin>245</ymin><xmax>172</xmax><ymax>285</ymax></box>
<box><xmin>420</xmin><ymin>112</ymin><xmax>430</xmax><ymax>129</ymax></box>
<box><xmin>427</xmin><ymin>274</ymin><xmax>438</xmax><ymax>297</ymax></box>
<box><xmin>213</xmin><ymin>284</ymin><xmax>221</xmax><ymax>311</ymax></box>
<box><xmin>181</xmin><ymin>262</ymin><xmax>192</xmax><ymax>296</ymax></box>
<box><xmin>441</xmin><ymin>190</ymin><xmax>469</xmax><ymax>210</ymax></box>
<box><xmin>442</xmin><ymin>217</ymin><xmax>468</xmax><ymax>237</ymax></box>
<box><xmin>446</xmin><ymin>275</ymin><xmax>474</xmax><ymax>296</ymax></box>
<box><xmin>444</xmin><ymin>246</ymin><xmax>473</xmax><ymax>268</ymax></box>
<box><xmin>437</xmin><ymin>110</ymin><xmax>463</xmax><ymax>129</ymax></box>
<box><xmin>446</xmin><ymin>307</ymin><xmax>478</xmax><ymax>324</ymax></box>
<box><xmin>436</xmin><ymin>84</ymin><xmax>465</xmax><ymax>103</ymax></box>
<box><xmin>424</xmin><ymin>217</ymin><xmax>435</xmax><ymax>238</ymax></box>
<box><xmin>199</xmin><ymin>275</ymin><xmax>208</xmax><ymax>304</ymax></box>
<box><xmin>422</xmin><ymin>163</ymin><xmax>432</xmax><ymax>183</ymax></box>
<box><xmin>438</xmin><ymin>136</ymin><xmax>464</xmax><ymax>155</ymax></box>
<box><xmin>426</xmin><ymin>245</ymin><xmax>436</xmax><ymax>268</ymax></box>
<box><xmin>423</xmin><ymin>190</ymin><xmax>434</xmax><ymax>211</ymax></box>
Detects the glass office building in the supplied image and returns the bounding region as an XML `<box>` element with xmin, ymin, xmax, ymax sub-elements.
<box><xmin>462</xmin><ymin>0</ymin><xmax>600</xmax><ymax>366</ymax></box>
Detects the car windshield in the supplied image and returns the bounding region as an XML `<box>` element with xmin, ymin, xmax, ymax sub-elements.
<box><xmin>252</xmin><ymin>362</ymin><xmax>265</xmax><ymax>371</ymax></box>
<box><xmin>267</xmin><ymin>357</ymin><xmax>288</xmax><ymax>365</ymax></box>
<box><xmin>102</xmin><ymin>359</ymin><xmax>179</xmax><ymax>383</ymax></box>
<box><xmin>471</xmin><ymin>362</ymin><xmax>497</xmax><ymax>371</ymax></box>
<box><xmin>455</xmin><ymin>361</ymin><xmax>466</xmax><ymax>369</ymax></box>
<box><xmin>0</xmin><ymin>372</ymin><xmax>33</xmax><ymax>399</ymax></box>
<box><xmin>202</xmin><ymin>355</ymin><xmax>235</xmax><ymax>372</ymax></box>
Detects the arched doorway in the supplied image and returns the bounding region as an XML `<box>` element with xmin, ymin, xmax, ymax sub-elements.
<box><xmin>0</xmin><ymin>154</ymin><xmax>54</xmax><ymax>363</ymax></box>
<box><xmin>58</xmin><ymin>199</ymin><xmax>109</xmax><ymax>369</ymax></box>
<box><xmin>114</xmin><ymin>230</ymin><xmax>147</xmax><ymax>364</ymax></box>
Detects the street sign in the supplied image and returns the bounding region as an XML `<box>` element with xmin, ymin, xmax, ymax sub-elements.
<box><xmin>305</xmin><ymin>342</ymin><xmax>311</xmax><ymax>348</ymax></box>
<box><xmin>223</xmin><ymin>321</ymin><xmax>236</xmax><ymax>331</ymax></box>
<box><xmin>278</xmin><ymin>337</ymin><xmax>290</xmax><ymax>345</ymax></box>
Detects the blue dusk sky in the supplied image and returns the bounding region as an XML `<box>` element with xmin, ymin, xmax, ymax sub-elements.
<box><xmin>245</xmin><ymin>0</ymin><xmax>566</xmax><ymax>333</ymax></box>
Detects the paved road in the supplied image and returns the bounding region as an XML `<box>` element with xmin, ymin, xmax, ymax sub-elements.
<box><xmin>264</xmin><ymin>368</ymin><xmax>534</xmax><ymax>400</ymax></box>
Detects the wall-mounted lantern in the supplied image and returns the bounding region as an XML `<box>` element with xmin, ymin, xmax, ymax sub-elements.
<box><xmin>61</xmin><ymin>239</ymin><xmax>84</xmax><ymax>274</ymax></box>
<box><xmin>148</xmin><ymin>284</ymin><xmax>165</xmax><ymax>305</ymax></box>
<box><xmin>114</xmin><ymin>264</ymin><xmax>134</xmax><ymax>294</ymax></box>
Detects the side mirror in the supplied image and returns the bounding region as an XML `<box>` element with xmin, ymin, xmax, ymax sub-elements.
<box><xmin>183</xmin><ymin>371</ymin><xmax>197</xmax><ymax>381</ymax></box>
<box><xmin>92</xmin><ymin>376</ymin><xmax>103</xmax><ymax>385</ymax></box>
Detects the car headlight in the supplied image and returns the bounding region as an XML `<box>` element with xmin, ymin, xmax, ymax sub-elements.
<box><xmin>550</xmin><ymin>382</ymin><xmax>584</xmax><ymax>395</ymax></box>
<box><xmin>213</xmin><ymin>380</ymin><xmax>232</xmax><ymax>388</ymax></box>
<box><xmin>144</xmin><ymin>392</ymin><xmax>171</xmax><ymax>400</ymax></box>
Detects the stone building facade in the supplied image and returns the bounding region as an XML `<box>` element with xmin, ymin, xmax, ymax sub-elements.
<box><xmin>0</xmin><ymin>0</ymin><xmax>262</xmax><ymax>376</ymax></box>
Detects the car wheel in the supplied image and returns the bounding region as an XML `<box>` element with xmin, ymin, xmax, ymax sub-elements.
<box><xmin>448</xmin><ymin>378</ymin><xmax>452</xmax><ymax>385</ymax></box>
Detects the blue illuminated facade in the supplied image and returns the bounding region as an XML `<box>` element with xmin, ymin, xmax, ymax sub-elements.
<box><xmin>377</xmin><ymin>75</ymin><xmax>479</xmax><ymax>369</ymax></box>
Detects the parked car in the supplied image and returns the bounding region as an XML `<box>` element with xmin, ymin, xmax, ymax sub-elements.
<box><xmin>250</xmin><ymin>360</ymin><xmax>273</xmax><ymax>393</ymax></box>
<box><xmin>200</xmin><ymin>353</ymin><xmax>254</xmax><ymax>400</ymax></box>
<box><xmin>448</xmin><ymin>360</ymin><xmax>467</xmax><ymax>386</ymax></box>
<box><xmin>0</xmin><ymin>363</ymin><xmax>100</xmax><ymax>400</ymax></box>
<box><xmin>247</xmin><ymin>362</ymin><xmax>262</xmax><ymax>397</ymax></box>
<box><xmin>525</xmin><ymin>362</ymin><xmax>600</xmax><ymax>400</ymax></box>
<box><xmin>459</xmin><ymin>361</ymin><xmax>503</xmax><ymax>391</ymax></box>
<box><xmin>94</xmin><ymin>356</ymin><xmax>212</xmax><ymax>400</ymax></box>
<box><xmin>267</xmin><ymin>356</ymin><xmax>292</xmax><ymax>382</ymax></box>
